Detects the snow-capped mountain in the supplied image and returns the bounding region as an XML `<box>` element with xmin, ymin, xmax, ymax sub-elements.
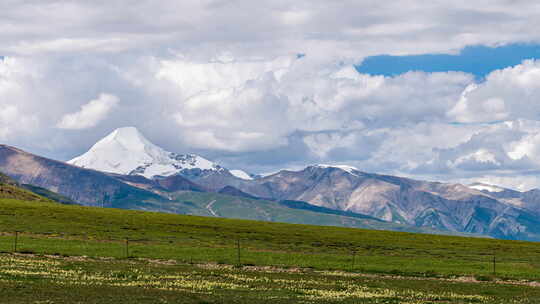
<box><xmin>68</xmin><ymin>127</ymin><xmax>224</xmax><ymax>179</ymax></box>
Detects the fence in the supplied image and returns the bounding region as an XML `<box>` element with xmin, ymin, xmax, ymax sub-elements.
<box><xmin>0</xmin><ymin>230</ymin><xmax>535</xmax><ymax>280</ymax></box>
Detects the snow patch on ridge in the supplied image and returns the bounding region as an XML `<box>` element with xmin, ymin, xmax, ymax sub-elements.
<box><xmin>230</xmin><ymin>169</ymin><xmax>253</xmax><ymax>180</ymax></box>
<box><xmin>314</xmin><ymin>164</ymin><xmax>360</xmax><ymax>176</ymax></box>
<box><xmin>469</xmin><ymin>183</ymin><xmax>505</xmax><ymax>193</ymax></box>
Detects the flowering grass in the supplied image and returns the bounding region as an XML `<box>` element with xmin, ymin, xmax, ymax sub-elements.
<box><xmin>1</xmin><ymin>253</ymin><xmax>539</xmax><ymax>303</ymax></box>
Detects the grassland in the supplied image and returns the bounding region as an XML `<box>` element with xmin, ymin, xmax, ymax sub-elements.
<box><xmin>2</xmin><ymin>197</ymin><xmax>540</xmax><ymax>302</ymax></box>
<box><xmin>2</xmin><ymin>197</ymin><xmax>540</xmax><ymax>281</ymax></box>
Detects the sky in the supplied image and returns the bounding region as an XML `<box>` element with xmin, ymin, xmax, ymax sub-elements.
<box><xmin>357</xmin><ymin>44</ymin><xmax>540</xmax><ymax>79</ymax></box>
<box><xmin>3</xmin><ymin>1</ymin><xmax>540</xmax><ymax>190</ymax></box>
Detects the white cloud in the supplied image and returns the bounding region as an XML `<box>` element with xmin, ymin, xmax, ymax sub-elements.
<box><xmin>458</xmin><ymin>175</ymin><xmax>540</xmax><ymax>192</ymax></box>
<box><xmin>57</xmin><ymin>94</ymin><xmax>118</xmax><ymax>130</ymax></box>
<box><xmin>449</xmin><ymin>60</ymin><xmax>540</xmax><ymax>123</ymax></box>
<box><xmin>279</xmin><ymin>10</ymin><xmax>311</xmax><ymax>26</ymax></box>
<box><xmin>303</xmin><ymin>132</ymin><xmax>358</xmax><ymax>159</ymax></box>
<box><xmin>0</xmin><ymin>57</ymin><xmax>40</xmax><ymax>139</ymax></box>
<box><xmin>453</xmin><ymin>149</ymin><xmax>501</xmax><ymax>169</ymax></box>
<box><xmin>2</xmin><ymin>1</ymin><xmax>540</xmax><ymax>58</ymax></box>
<box><xmin>0</xmin><ymin>105</ymin><xmax>38</xmax><ymax>140</ymax></box>
<box><xmin>4</xmin><ymin>2</ymin><xmax>540</xmax><ymax>189</ymax></box>
<box><xmin>153</xmin><ymin>55</ymin><xmax>471</xmax><ymax>154</ymax></box>
<box><xmin>156</xmin><ymin>55</ymin><xmax>295</xmax><ymax>97</ymax></box>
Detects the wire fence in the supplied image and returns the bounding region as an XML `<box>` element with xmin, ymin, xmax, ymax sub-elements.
<box><xmin>2</xmin><ymin>230</ymin><xmax>539</xmax><ymax>280</ymax></box>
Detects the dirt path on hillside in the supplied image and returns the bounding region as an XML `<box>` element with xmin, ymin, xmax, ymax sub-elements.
<box><xmin>206</xmin><ymin>200</ymin><xmax>218</xmax><ymax>217</ymax></box>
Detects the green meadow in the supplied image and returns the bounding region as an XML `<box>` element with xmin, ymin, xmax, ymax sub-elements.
<box><xmin>1</xmin><ymin>198</ymin><xmax>540</xmax><ymax>281</ymax></box>
<box><xmin>2</xmin><ymin>197</ymin><xmax>540</xmax><ymax>302</ymax></box>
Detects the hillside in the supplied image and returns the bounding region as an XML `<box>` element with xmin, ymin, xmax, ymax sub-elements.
<box><xmin>0</xmin><ymin>183</ymin><xmax>47</xmax><ymax>202</ymax></box>
<box><xmin>1</xmin><ymin>171</ymin><xmax>76</xmax><ymax>204</ymax></box>
<box><xmin>0</xmin><ymin>172</ymin><xmax>17</xmax><ymax>185</ymax></box>
<box><xmin>160</xmin><ymin>191</ymin><xmax>457</xmax><ymax>234</ymax></box>
<box><xmin>19</xmin><ymin>184</ymin><xmax>77</xmax><ymax>204</ymax></box>
<box><xmin>0</xmin><ymin>172</ymin><xmax>50</xmax><ymax>202</ymax></box>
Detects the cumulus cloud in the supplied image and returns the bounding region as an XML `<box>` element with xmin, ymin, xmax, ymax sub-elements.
<box><xmin>5</xmin><ymin>2</ymin><xmax>540</xmax><ymax>189</ymax></box>
<box><xmin>449</xmin><ymin>60</ymin><xmax>540</xmax><ymax>123</ymax></box>
<box><xmin>0</xmin><ymin>57</ymin><xmax>40</xmax><ymax>139</ymax></box>
<box><xmin>57</xmin><ymin>94</ymin><xmax>119</xmax><ymax>130</ymax></box>
<box><xmin>0</xmin><ymin>105</ymin><xmax>38</xmax><ymax>140</ymax></box>
<box><xmin>153</xmin><ymin>55</ymin><xmax>471</xmax><ymax>154</ymax></box>
<box><xmin>407</xmin><ymin>120</ymin><xmax>540</xmax><ymax>178</ymax></box>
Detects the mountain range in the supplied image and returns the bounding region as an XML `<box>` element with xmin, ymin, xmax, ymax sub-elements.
<box><xmin>0</xmin><ymin>141</ymin><xmax>440</xmax><ymax>235</ymax></box>
<box><xmin>2</xmin><ymin>127</ymin><xmax>540</xmax><ymax>241</ymax></box>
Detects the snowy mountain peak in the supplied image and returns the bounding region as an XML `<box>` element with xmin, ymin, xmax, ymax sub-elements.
<box><xmin>68</xmin><ymin>127</ymin><xmax>223</xmax><ymax>179</ymax></box>
<box><xmin>99</xmin><ymin>127</ymin><xmax>155</xmax><ymax>151</ymax></box>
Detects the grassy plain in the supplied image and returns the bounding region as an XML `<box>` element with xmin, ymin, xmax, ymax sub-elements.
<box><xmin>1</xmin><ymin>198</ymin><xmax>540</xmax><ymax>282</ymax></box>
<box><xmin>2</xmin><ymin>198</ymin><xmax>540</xmax><ymax>302</ymax></box>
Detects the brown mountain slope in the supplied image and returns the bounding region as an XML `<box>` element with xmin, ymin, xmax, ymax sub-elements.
<box><xmin>209</xmin><ymin>165</ymin><xmax>540</xmax><ymax>241</ymax></box>
<box><xmin>0</xmin><ymin>145</ymin><xmax>163</xmax><ymax>208</ymax></box>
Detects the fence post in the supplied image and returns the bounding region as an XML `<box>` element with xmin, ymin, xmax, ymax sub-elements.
<box><xmin>351</xmin><ymin>250</ymin><xmax>356</xmax><ymax>271</ymax></box>
<box><xmin>237</xmin><ymin>239</ymin><xmax>241</xmax><ymax>266</ymax></box>
<box><xmin>492</xmin><ymin>254</ymin><xmax>496</xmax><ymax>276</ymax></box>
<box><xmin>125</xmin><ymin>238</ymin><xmax>129</xmax><ymax>258</ymax></box>
<box><xmin>13</xmin><ymin>231</ymin><xmax>18</xmax><ymax>252</ymax></box>
<box><xmin>84</xmin><ymin>234</ymin><xmax>87</xmax><ymax>256</ymax></box>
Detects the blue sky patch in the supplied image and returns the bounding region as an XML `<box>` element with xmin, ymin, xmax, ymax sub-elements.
<box><xmin>356</xmin><ymin>44</ymin><xmax>540</xmax><ymax>79</ymax></box>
